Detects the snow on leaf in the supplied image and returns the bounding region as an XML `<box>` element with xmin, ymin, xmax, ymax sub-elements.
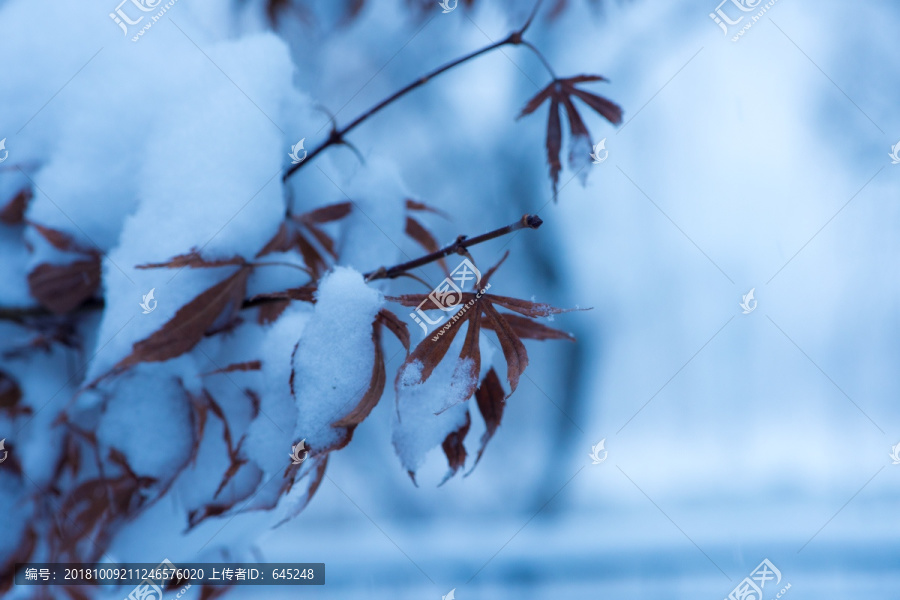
<box><xmin>291</xmin><ymin>267</ymin><xmax>384</xmax><ymax>454</ymax></box>
<box><xmin>113</xmin><ymin>266</ymin><xmax>252</xmax><ymax>372</ymax></box>
<box><xmin>392</xmin><ymin>254</ymin><xmax>578</xmax><ymax>400</ymax></box>
<box><xmin>331</xmin><ymin>319</ymin><xmax>386</xmax><ymax>428</ymax></box>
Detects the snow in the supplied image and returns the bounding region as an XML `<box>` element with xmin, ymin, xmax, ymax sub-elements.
<box><xmin>243</xmin><ymin>304</ymin><xmax>312</xmax><ymax>477</ymax></box>
<box><xmin>1</xmin><ymin>0</ymin><xmax>899</xmax><ymax>598</ymax></box>
<box><xmin>392</xmin><ymin>328</ymin><xmax>495</xmax><ymax>478</ymax></box>
<box><xmin>96</xmin><ymin>368</ymin><xmax>194</xmax><ymax>481</ymax></box>
<box><xmin>291</xmin><ymin>266</ymin><xmax>384</xmax><ymax>452</ymax></box>
<box><xmin>335</xmin><ymin>155</ymin><xmax>409</xmax><ymax>276</ymax></box>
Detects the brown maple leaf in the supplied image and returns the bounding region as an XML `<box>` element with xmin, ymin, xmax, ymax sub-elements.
<box><xmin>389</xmin><ymin>252</ymin><xmax>580</xmax><ymax>414</ymax></box>
<box><xmin>26</xmin><ymin>222</ymin><xmax>102</xmax><ymax>314</ymax></box>
<box><xmin>257</xmin><ymin>202</ymin><xmax>352</xmax><ymax>278</ymax></box>
<box><xmin>404</xmin><ymin>198</ymin><xmax>450</xmax><ymax>276</ymax></box>
<box><xmin>0</xmin><ymin>370</ymin><xmax>30</xmax><ymax>418</ymax></box>
<box><xmin>518</xmin><ymin>75</ymin><xmax>623</xmax><ymax>198</ymax></box>
<box><xmin>113</xmin><ymin>265</ymin><xmax>252</xmax><ymax>373</ymax></box>
<box><xmin>0</xmin><ymin>187</ymin><xmax>32</xmax><ymax>225</ymax></box>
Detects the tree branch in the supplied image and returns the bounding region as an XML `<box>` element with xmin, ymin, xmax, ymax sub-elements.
<box><xmin>364</xmin><ymin>213</ymin><xmax>543</xmax><ymax>281</ymax></box>
<box><xmin>0</xmin><ymin>215</ymin><xmax>544</xmax><ymax>322</ymax></box>
<box><xmin>283</xmin><ymin>0</ymin><xmax>547</xmax><ymax>183</ymax></box>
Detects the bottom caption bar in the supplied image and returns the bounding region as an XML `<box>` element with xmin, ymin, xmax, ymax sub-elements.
<box><xmin>15</xmin><ymin>561</ymin><xmax>324</xmax><ymax>586</ymax></box>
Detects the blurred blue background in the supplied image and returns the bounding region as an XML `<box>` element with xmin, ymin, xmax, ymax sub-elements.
<box><xmin>263</xmin><ymin>0</ymin><xmax>900</xmax><ymax>598</ymax></box>
<box><xmin>3</xmin><ymin>0</ymin><xmax>900</xmax><ymax>598</ymax></box>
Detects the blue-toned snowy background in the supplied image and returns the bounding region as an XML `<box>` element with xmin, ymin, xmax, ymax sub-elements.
<box><xmin>2</xmin><ymin>0</ymin><xmax>900</xmax><ymax>598</ymax></box>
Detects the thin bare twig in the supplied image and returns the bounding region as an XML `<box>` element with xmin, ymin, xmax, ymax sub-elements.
<box><xmin>283</xmin><ymin>0</ymin><xmax>547</xmax><ymax>183</ymax></box>
<box><xmin>364</xmin><ymin>214</ymin><xmax>543</xmax><ymax>281</ymax></box>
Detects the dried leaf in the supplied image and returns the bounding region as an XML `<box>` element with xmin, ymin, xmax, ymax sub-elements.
<box><xmin>277</xmin><ymin>456</ymin><xmax>329</xmax><ymax>524</ymax></box>
<box><xmin>136</xmin><ymin>251</ymin><xmax>245</xmax><ymax>270</ymax></box>
<box><xmin>306</xmin><ymin>223</ymin><xmax>338</xmax><ymax>259</ymax></box>
<box><xmin>244</xmin><ymin>389</ymin><xmax>261</xmax><ymax>419</ymax></box>
<box><xmin>545</xmin><ymin>97</ymin><xmax>563</xmax><ymax>194</ymax></box>
<box><xmin>406</xmin><ymin>216</ymin><xmax>449</xmax><ymax>275</ymax></box>
<box><xmin>0</xmin><ymin>370</ymin><xmax>27</xmax><ymax>417</ymax></box>
<box><xmin>483</xmin><ymin>302</ymin><xmax>528</xmax><ymax>395</ymax></box>
<box><xmin>256</xmin><ymin>299</ymin><xmax>291</xmax><ymax>324</ymax></box>
<box><xmin>115</xmin><ymin>267</ymin><xmax>251</xmax><ymax>371</ymax></box>
<box><xmin>392</xmin><ymin>254</ymin><xmax>577</xmax><ymax>405</ymax></box>
<box><xmin>27</xmin><ymin>259</ymin><xmax>101</xmax><ymax>314</ymax></box>
<box><xmin>568</xmin><ymin>87</ymin><xmax>623</xmax><ymax>126</ymax></box>
<box><xmin>435</xmin><ymin>308</ymin><xmax>482</xmax><ymax>414</ymax></box>
<box><xmin>199</xmin><ymin>585</ymin><xmax>230</xmax><ymax>600</ymax></box>
<box><xmin>482</xmin><ymin>312</ymin><xmax>575</xmax><ymax>341</ymax></box>
<box><xmin>376</xmin><ymin>308</ymin><xmax>410</xmax><ymax>353</ymax></box>
<box><xmin>468</xmin><ymin>368</ymin><xmax>505</xmax><ymax>473</ymax></box>
<box><xmin>255</xmin><ymin>222</ymin><xmax>293</xmax><ymax>257</ymax></box>
<box><xmin>29</xmin><ymin>222</ymin><xmax>95</xmax><ymax>254</ymax></box>
<box><xmin>438</xmin><ymin>410</ymin><xmax>471</xmax><ymax>486</ymax></box>
<box><xmin>249</xmin><ymin>284</ymin><xmax>317</xmax><ymax>305</ymax></box>
<box><xmin>332</xmin><ymin>320</ymin><xmax>386</xmax><ymax>428</ymax></box>
<box><xmin>518</xmin><ymin>75</ymin><xmax>622</xmax><ymax>197</ymax></box>
<box><xmin>296</xmin><ymin>232</ymin><xmax>329</xmax><ymax>277</ymax></box>
<box><xmin>405</xmin><ymin>198</ymin><xmax>450</xmax><ymax>219</ymax></box>
<box><xmin>396</xmin><ymin>307</ymin><xmax>467</xmax><ymax>387</ymax></box>
<box><xmin>489</xmin><ymin>295</ymin><xmax>583</xmax><ymax>318</ymax></box>
<box><xmin>0</xmin><ymin>526</ymin><xmax>37</xmax><ymax>595</ymax></box>
<box><xmin>0</xmin><ymin>187</ymin><xmax>31</xmax><ymax>225</ymax></box>
<box><xmin>297</xmin><ymin>201</ymin><xmax>352</xmax><ymax>224</ymax></box>
<box><xmin>257</xmin><ymin>203</ymin><xmax>353</xmax><ymax>277</ymax></box>
<box><xmin>203</xmin><ymin>361</ymin><xmax>262</xmax><ymax>375</ymax></box>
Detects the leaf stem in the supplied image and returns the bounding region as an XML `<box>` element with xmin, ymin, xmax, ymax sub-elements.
<box><xmin>520</xmin><ymin>40</ymin><xmax>557</xmax><ymax>79</ymax></box>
